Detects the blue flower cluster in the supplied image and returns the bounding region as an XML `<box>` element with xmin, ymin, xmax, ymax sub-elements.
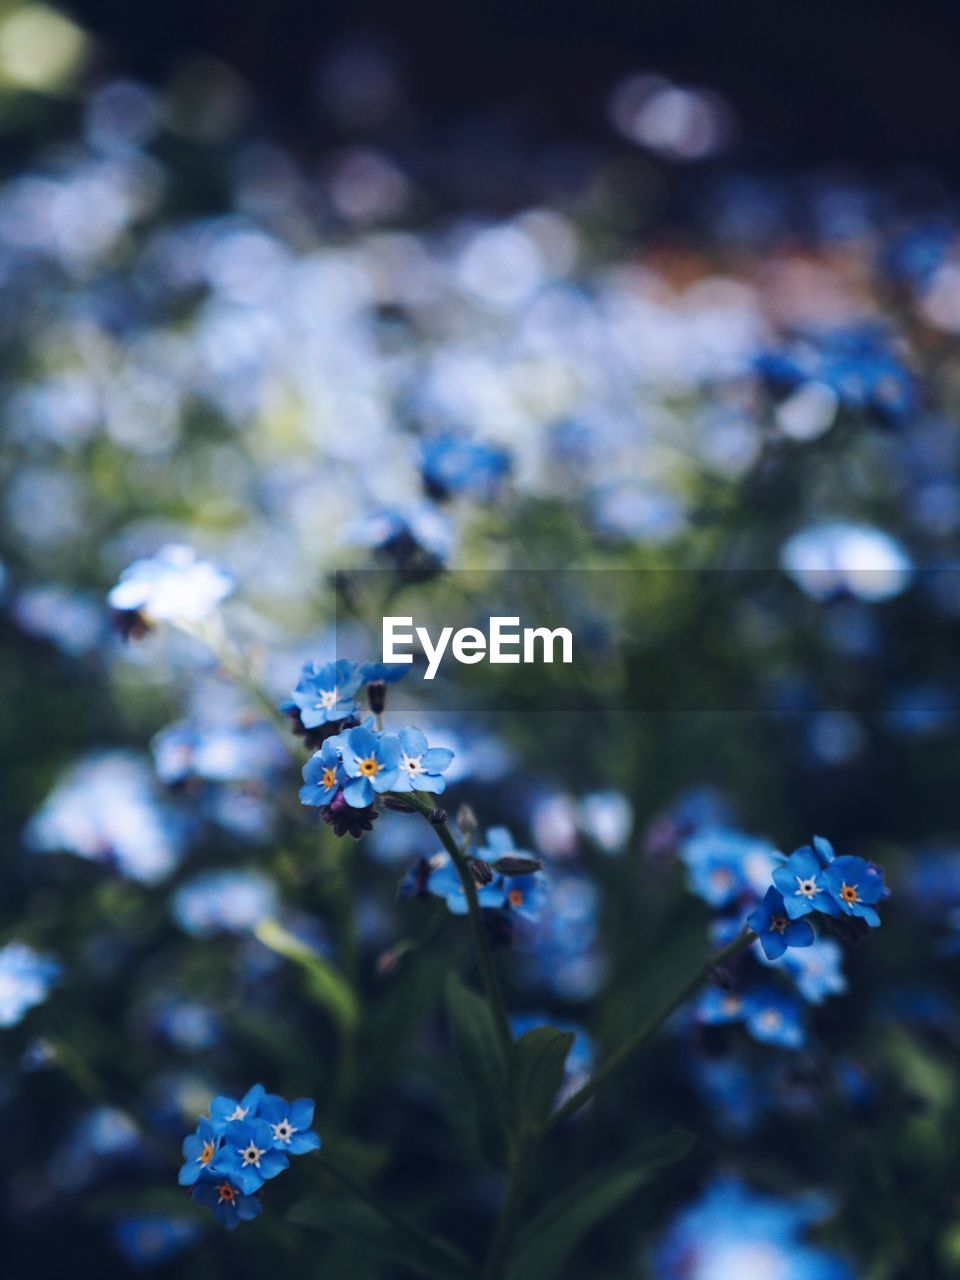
<box><xmin>684</xmin><ymin>830</ymin><xmax>888</xmax><ymax>1048</ymax></box>
<box><xmin>299</xmin><ymin>716</ymin><xmax>453</xmax><ymax>836</ymax></box>
<box><xmin>178</xmin><ymin>1084</ymin><xmax>320</xmax><ymax>1229</ymax></box>
<box><xmin>401</xmin><ymin>826</ymin><xmax>549</xmax><ymax>928</ymax></box>
<box><xmin>281</xmin><ymin>658</ymin><xmax>409</xmax><ymax>749</ymax></box>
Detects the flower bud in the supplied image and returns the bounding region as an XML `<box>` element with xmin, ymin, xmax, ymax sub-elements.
<box><xmin>469</xmin><ymin>858</ymin><xmax>494</xmax><ymax>886</ymax></box>
<box><xmin>492</xmin><ymin>855</ymin><xmax>543</xmax><ymax>877</ymax></box>
<box><xmin>456</xmin><ymin>804</ymin><xmax>478</xmax><ymax>837</ymax></box>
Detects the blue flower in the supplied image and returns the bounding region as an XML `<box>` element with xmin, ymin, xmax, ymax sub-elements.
<box><xmin>177</xmin><ymin>1117</ymin><xmax>222</xmax><ymax>1186</ymax></box>
<box><xmin>425</xmin><ymin>853</ymin><xmax>506</xmax><ymax>914</ymax></box>
<box><xmin>0</xmin><ymin>942</ymin><xmax>60</xmax><ymax>1027</ymax></box>
<box><xmin>190</xmin><ymin>1179</ymin><xmax>262</xmax><ymax>1230</ymax></box>
<box><xmin>215</xmin><ymin>1118</ymin><xmax>289</xmax><ymax>1194</ymax></box>
<box><xmin>386</xmin><ymin>726</ymin><xmax>454</xmax><ymax>795</ymax></box>
<box><xmin>257</xmin><ymin>1094</ymin><xmax>321</xmax><ymax>1155</ymax></box>
<box><xmin>108</xmin><ymin>544</ymin><xmax>234</xmax><ymax>628</ymax></box>
<box><xmin>772</xmin><ymin>841</ymin><xmax>839</xmax><ymax>919</ymax></box>
<box><xmin>503</xmin><ymin>872</ymin><xmax>549</xmax><ymax>923</ymax></box>
<box><xmin>285</xmin><ymin>660</ymin><xmax>361</xmax><ymax>730</ymax></box>
<box><xmin>742</xmin><ymin>986</ymin><xmax>806</xmax><ymax>1048</ymax></box>
<box><xmin>421</xmin><ymin>436</ymin><xmax>510</xmax><ymax>500</ymax></box>
<box><xmin>822</xmin><ymin>855</ymin><xmax>887</xmax><ymax>927</ymax></box>
<box><xmin>339</xmin><ymin>725</ymin><xmax>401</xmax><ymax>807</ymax></box>
<box><xmin>747</xmin><ymin>887</ymin><xmax>815</xmax><ymax>961</ymax></box>
<box><xmin>679</xmin><ymin>829</ymin><xmax>780</xmax><ymax>907</ymax></box>
<box><xmin>112</xmin><ymin>1214</ymin><xmax>200</xmax><ymax>1265</ymax></box>
<box><xmin>299</xmin><ymin>738</ymin><xmax>347</xmax><ymax>807</ymax></box>
<box><xmin>778</xmin><ymin>936</ymin><xmax>847</xmax><ymax>1005</ymax></box>
<box><xmin>209</xmin><ymin>1083</ymin><xmax>265</xmax><ymax>1130</ymax></box>
<box><xmin>695</xmin><ymin>987</ymin><xmax>746</xmax><ymax>1026</ymax></box>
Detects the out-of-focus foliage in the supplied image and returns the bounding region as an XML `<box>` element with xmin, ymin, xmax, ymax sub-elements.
<box><xmin>2</xmin><ymin>4</ymin><xmax>960</xmax><ymax>1277</ymax></box>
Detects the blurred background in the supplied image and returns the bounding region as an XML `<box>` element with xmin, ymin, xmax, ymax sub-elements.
<box><xmin>3</xmin><ymin>0</ymin><xmax>960</xmax><ymax>1276</ymax></box>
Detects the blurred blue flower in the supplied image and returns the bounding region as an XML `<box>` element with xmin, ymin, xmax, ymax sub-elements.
<box><xmin>425</xmin><ymin>853</ymin><xmax>506</xmax><ymax>914</ymax></box>
<box><xmin>359</xmin><ymin>661</ymin><xmax>410</xmax><ymax>684</ymax></box>
<box><xmin>775</xmin><ymin>936</ymin><xmax>847</xmax><ymax>1005</ymax></box>
<box><xmin>112</xmin><ymin>1215</ymin><xmax>200</xmax><ymax>1268</ymax></box>
<box><xmin>680</xmin><ymin>828</ymin><xmax>780</xmax><ymax>908</ymax></box>
<box><xmin>0</xmin><ymin>942</ymin><xmax>60</xmax><ymax>1027</ymax></box>
<box><xmin>421</xmin><ymin>435</ymin><xmax>510</xmax><ymax>500</ymax></box>
<box><xmin>742</xmin><ymin>986</ymin><xmax>806</xmax><ymax>1049</ymax></box>
<box><xmin>503</xmin><ymin>871</ymin><xmax>549</xmax><ymax>924</ymax></box>
<box><xmin>108</xmin><ymin>544</ymin><xmax>234</xmax><ymax>627</ymax></box>
<box><xmin>653</xmin><ymin>1175</ymin><xmax>854</xmax><ymax>1279</ymax></box>
<box><xmin>171</xmin><ymin>870</ymin><xmax>277</xmax><ymax>937</ymax></box>
<box><xmin>781</xmin><ymin>522</ymin><xmax>913</xmax><ymax>603</ymax></box>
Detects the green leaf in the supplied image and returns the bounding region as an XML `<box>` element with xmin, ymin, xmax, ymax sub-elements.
<box><xmin>505</xmin><ymin>1129</ymin><xmax>695</xmax><ymax>1280</ymax></box>
<box><xmin>288</xmin><ymin>1194</ymin><xmax>473</xmax><ymax>1280</ymax></box>
<box><xmin>511</xmin><ymin>1026</ymin><xmax>574</xmax><ymax>1132</ymax></box>
<box><xmin>254</xmin><ymin>918</ymin><xmax>358</xmax><ymax>1032</ymax></box>
<box><xmin>444</xmin><ymin>972</ymin><xmax>509</xmax><ymax>1164</ymax></box>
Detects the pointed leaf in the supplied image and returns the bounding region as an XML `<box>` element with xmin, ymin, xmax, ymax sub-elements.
<box><xmin>512</xmin><ymin>1026</ymin><xmax>574</xmax><ymax>1132</ymax></box>
<box><xmin>255</xmin><ymin>918</ymin><xmax>358</xmax><ymax>1032</ymax></box>
<box><xmin>505</xmin><ymin>1129</ymin><xmax>696</xmax><ymax>1280</ymax></box>
<box><xmin>444</xmin><ymin>972</ymin><xmax>509</xmax><ymax>1164</ymax></box>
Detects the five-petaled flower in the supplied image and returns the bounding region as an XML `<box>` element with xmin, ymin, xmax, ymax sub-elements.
<box><xmin>216</xmin><ymin>1118</ymin><xmax>290</xmax><ymax>1194</ymax></box>
<box><xmin>822</xmin><ymin>855</ymin><xmax>887</xmax><ymax>928</ymax></box>
<box><xmin>299</xmin><ymin>738</ymin><xmax>347</xmax><ymax>808</ymax></box>
<box><xmin>747</xmin><ymin>887</ymin><xmax>815</xmax><ymax>961</ymax></box>
<box><xmin>190</xmin><ymin>1179</ymin><xmax>262</xmax><ymax>1230</ymax></box>
<box><xmin>339</xmin><ymin>725</ymin><xmax>402</xmax><ymax>808</ymax></box>
<box><xmin>285</xmin><ymin>660</ymin><xmax>361</xmax><ymax>731</ymax></box>
<box><xmin>386</xmin><ymin>727</ymin><xmax>454</xmax><ymax>795</ymax></box>
<box><xmin>257</xmin><ymin>1094</ymin><xmax>322</xmax><ymax>1154</ymax></box>
<box><xmin>771</xmin><ymin>839</ymin><xmax>838</xmax><ymax>920</ymax></box>
<box><xmin>177</xmin><ymin>1117</ymin><xmax>222</xmax><ymax>1186</ymax></box>
<box><xmin>209</xmin><ymin>1083</ymin><xmax>265</xmax><ymax>1130</ymax></box>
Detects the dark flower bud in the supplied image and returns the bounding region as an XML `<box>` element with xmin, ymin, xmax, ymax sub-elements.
<box><xmin>456</xmin><ymin>803</ymin><xmax>478</xmax><ymax>837</ymax></box>
<box><xmin>111</xmin><ymin>607</ymin><xmax>151</xmax><ymax>641</ymax></box>
<box><xmin>492</xmin><ymin>855</ymin><xmax>543</xmax><ymax>877</ymax></box>
<box><xmin>321</xmin><ymin>790</ymin><xmax>379</xmax><ymax>839</ymax></box>
<box><xmin>707</xmin><ymin>963</ymin><xmax>734</xmax><ymax>990</ymax></box>
<box><xmin>470</xmin><ymin>858</ymin><xmax>494</xmax><ymax>886</ymax></box>
<box><xmin>429</xmin><ymin>807</ymin><xmax>447</xmax><ymax>826</ymax></box>
<box><xmin>366</xmin><ymin>680</ymin><xmax>388</xmax><ymax>715</ymax></box>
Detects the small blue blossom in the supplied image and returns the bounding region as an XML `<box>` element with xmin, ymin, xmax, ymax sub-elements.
<box><xmin>177</xmin><ymin>1117</ymin><xmax>222</xmax><ymax>1187</ymax></box>
<box><xmin>284</xmin><ymin>659</ymin><xmax>361</xmax><ymax>730</ymax></box>
<box><xmin>299</xmin><ymin>737</ymin><xmax>347</xmax><ymax>807</ymax></box>
<box><xmin>190</xmin><ymin>1179</ymin><xmax>262</xmax><ymax>1230</ymax></box>
<box><xmin>257</xmin><ymin>1093</ymin><xmax>321</xmax><ymax>1154</ymax></box>
<box><xmin>387</xmin><ymin>726</ymin><xmax>454</xmax><ymax>795</ymax></box>
<box><xmin>209</xmin><ymin>1084</ymin><xmax>265</xmax><ymax>1129</ymax></box>
<box><xmin>171</xmin><ymin>871</ymin><xmax>276</xmax><ymax>938</ymax></box>
<box><xmin>778</xmin><ymin>936</ymin><xmax>848</xmax><ymax>1005</ymax></box>
<box><xmin>216</xmin><ymin>1118</ymin><xmax>289</xmax><ymax>1193</ymax></box>
<box><xmin>679</xmin><ymin>828</ymin><xmax>780</xmax><ymax>907</ymax></box>
<box><xmin>742</xmin><ymin>986</ymin><xmax>806</xmax><ymax>1049</ymax></box>
<box><xmin>747</xmin><ymin>887</ymin><xmax>815</xmax><ymax>961</ymax></box>
<box><xmin>822</xmin><ymin>855</ymin><xmax>887</xmax><ymax>927</ymax></box>
<box><xmin>772</xmin><ymin>840</ymin><xmax>839</xmax><ymax>920</ymax></box>
<box><xmin>339</xmin><ymin>725</ymin><xmax>401</xmax><ymax>807</ymax></box>
<box><xmin>502</xmin><ymin>871</ymin><xmax>549</xmax><ymax>923</ymax></box>
<box><xmin>421</xmin><ymin>436</ymin><xmax>510</xmax><ymax>500</ymax></box>
<box><xmin>695</xmin><ymin>986</ymin><xmax>746</xmax><ymax>1026</ymax></box>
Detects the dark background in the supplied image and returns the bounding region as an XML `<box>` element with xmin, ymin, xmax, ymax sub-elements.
<box><xmin>67</xmin><ymin>0</ymin><xmax>960</xmax><ymax>181</ymax></box>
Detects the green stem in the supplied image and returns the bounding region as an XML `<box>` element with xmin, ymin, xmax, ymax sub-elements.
<box><xmin>546</xmin><ymin>927</ymin><xmax>756</xmax><ymax>1131</ymax></box>
<box><xmin>482</xmin><ymin>1138</ymin><xmax>536</xmax><ymax>1280</ymax></box>
<box><xmin>401</xmin><ymin>793</ymin><xmax>513</xmax><ymax>1059</ymax></box>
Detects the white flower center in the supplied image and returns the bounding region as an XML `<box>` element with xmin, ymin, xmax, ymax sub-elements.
<box><xmin>318</xmin><ymin>689</ymin><xmax>338</xmax><ymax>710</ymax></box>
<box><xmin>795</xmin><ymin>875</ymin><xmax>820</xmax><ymax>899</ymax></box>
<box><xmin>271</xmin><ymin>1118</ymin><xmax>295</xmax><ymax>1144</ymax></box>
<box><xmin>757</xmin><ymin>1009</ymin><xmax>783</xmax><ymax>1033</ymax></box>
<box><xmin>226</xmin><ymin>1105</ymin><xmax>248</xmax><ymax>1121</ymax></box>
<box><xmin>239</xmin><ymin>1140</ymin><xmax>266</xmax><ymax>1167</ymax></box>
<box><xmin>400</xmin><ymin>751</ymin><xmax>424</xmax><ymax>775</ymax></box>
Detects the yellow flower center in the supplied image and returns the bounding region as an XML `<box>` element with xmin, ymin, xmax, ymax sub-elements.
<box><xmin>321</xmin><ymin>766</ymin><xmax>338</xmax><ymax>789</ymax></box>
<box><xmin>216</xmin><ymin>1183</ymin><xmax>238</xmax><ymax>1205</ymax></box>
<box><xmin>508</xmin><ymin>889</ymin><xmax>525</xmax><ymax>908</ymax></box>
<box><xmin>199</xmin><ymin>1139</ymin><xmax>216</xmax><ymax>1165</ymax></box>
<box><xmin>358</xmin><ymin>756</ymin><xmax>380</xmax><ymax>778</ymax></box>
<box><xmin>839</xmin><ymin>881</ymin><xmax>860</xmax><ymax>905</ymax></box>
